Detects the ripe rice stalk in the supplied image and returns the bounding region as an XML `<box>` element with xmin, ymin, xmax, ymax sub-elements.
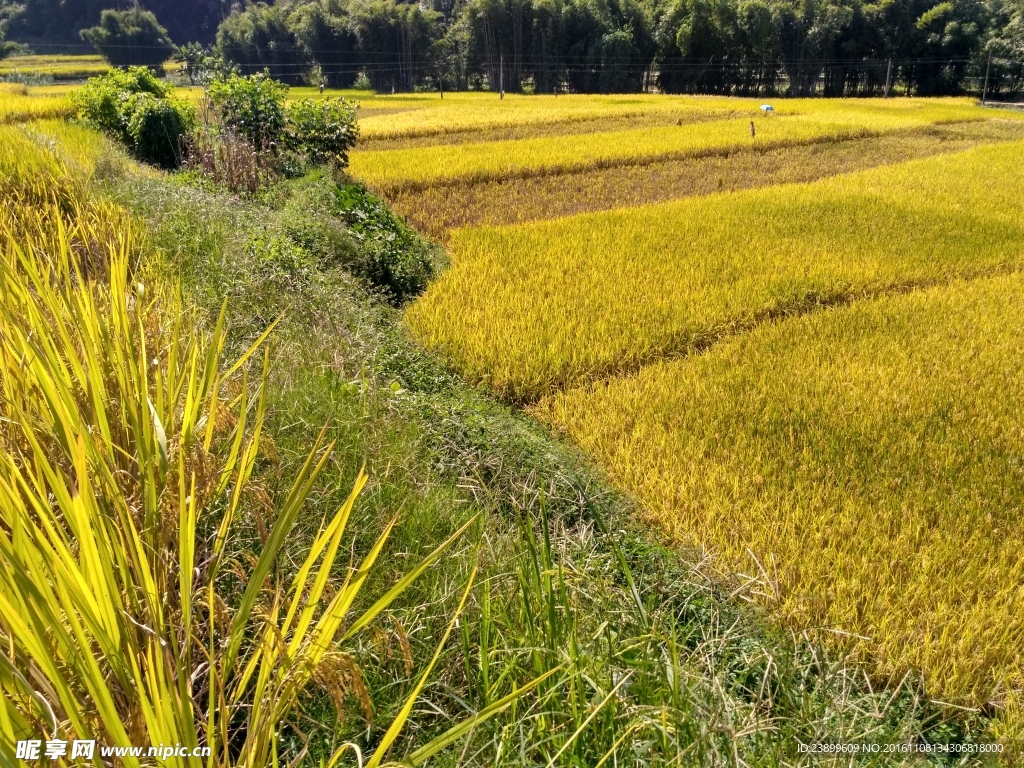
<box><xmin>0</xmin><ymin>89</ymin><xmax>75</xmax><ymax>125</ymax></box>
<box><xmin>535</xmin><ymin>272</ymin><xmax>1024</xmax><ymax>735</ymax></box>
<box><xmin>405</xmin><ymin>140</ymin><xmax>1024</xmax><ymax>402</ymax></box>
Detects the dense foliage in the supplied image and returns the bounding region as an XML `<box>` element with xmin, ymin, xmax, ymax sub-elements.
<box><xmin>207</xmin><ymin>70</ymin><xmax>288</xmax><ymax>147</ymax></box>
<box><xmin>205</xmin><ymin>71</ymin><xmax>359</xmax><ymax>163</ymax></box>
<box><xmin>0</xmin><ymin>0</ymin><xmax>225</xmax><ymax>46</ymax></box>
<box><xmin>73</xmin><ymin>67</ymin><xmax>194</xmax><ymax>167</ymax></box>
<box><xmin>80</xmin><ymin>7</ymin><xmax>177</xmax><ymax>67</ymax></box>
<box><xmin>2</xmin><ymin>0</ymin><xmax>1024</xmax><ymax>94</ymax></box>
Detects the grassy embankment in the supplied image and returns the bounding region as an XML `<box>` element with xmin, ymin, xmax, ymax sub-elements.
<box><xmin>0</xmin><ymin>88</ymin><xmax>992</xmax><ymax>763</ymax></box>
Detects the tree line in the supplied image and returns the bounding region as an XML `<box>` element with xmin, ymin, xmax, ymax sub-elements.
<box><xmin>2</xmin><ymin>0</ymin><xmax>1024</xmax><ymax>96</ymax></box>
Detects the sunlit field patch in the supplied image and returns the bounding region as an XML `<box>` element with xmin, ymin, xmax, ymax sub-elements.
<box><xmin>355</xmin><ymin>92</ymin><xmax>746</xmax><ymax>141</ymax></box>
<box><xmin>405</xmin><ymin>140</ymin><xmax>1024</xmax><ymax>402</ymax></box>
<box><xmin>354</xmin><ymin>109</ymin><xmax>738</xmax><ymax>151</ymax></box>
<box><xmin>350</xmin><ymin>100</ymin><xmax>1003</xmax><ymax>193</ymax></box>
<box><xmin>535</xmin><ymin>272</ymin><xmax>1024</xmax><ymax>720</ymax></box>
<box><xmin>0</xmin><ymin>84</ymin><xmax>75</xmax><ymax>123</ymax></box>
<box><xmin>388</xmin><ymin>119</ymin><xmax>1024</xmax><ymax>239</ymax></box>
<box><xmin>0</xmin><ymin>54</ymin><xmax>111</xmax><ymax>79</ymax></box>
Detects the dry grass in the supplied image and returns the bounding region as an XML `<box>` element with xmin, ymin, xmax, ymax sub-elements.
<box><xmin>405</xmin><ymin>140</ymin><xmax>1024</xmax><ymax>402</ymax></box>
<box><xmin>535</xmin><ymin>272</ymin><xmax>1024</xmax><ymax>727</ymax></box>
<box><xmin>389</xmin><ymin>120</ymin><xmax>1024</xmax><ymax>240</ymax></box>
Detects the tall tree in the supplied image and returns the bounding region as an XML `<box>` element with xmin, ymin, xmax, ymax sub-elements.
<box><xmin>81</xmin><ymin>7</ymin><xmax>177</xmax><ymax>67</ymax></box>
<box><xmin>216</xmin><ymin>2</ymin><xmax>310</xmax><ymax>84</ymax></box>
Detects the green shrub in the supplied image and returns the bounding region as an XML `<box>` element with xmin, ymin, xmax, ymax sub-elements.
<box><xmin>331</xmin><ymin>181</ymin><xmax>438</xmax><ymax>302</ymax></box>
<box><xmin>74</xmin><ymin>67</ymin><xmax>169</xmax><ymax>144</ymax></box>
<box><xmin>285</xmin><ymin>97</ymin><xmax>359</xmax><ymax>167</ymax></box>
<box><xmin>128</xmin><ymin>93</ymin><xmax>193</xmax><ymax>169</ymax></box>
<box><xmin>207</xmin><ymin>71</ymin><xmax>287</xmax><ymax>149</ymax></box>
<box><xmin>80</xmin><ymin>8</ymin><xmax>177</xmax><ymax>68</ymax></box>
<box><xmin>73</xmin><ymin>68</ymin><xmax>193</xmax><ymax>168</ymax></box>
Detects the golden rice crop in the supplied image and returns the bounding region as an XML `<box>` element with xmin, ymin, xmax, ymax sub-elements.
<box><xmin>356</xmin><ymin>92</ymin><xmax>746</xmax><ymax>141</ymax></box>
<box><xmin>535</xmin><ymin>272</ymin><xmax>1024</xmax><ymax>721</ymax></box>
<box><xmin>0</xmin><ymin>121</ymin><xmax>129</xmax><ymax>210</ymax></box>
<box><xmin>0</xmin><ymin>54</ymin><xmax>111</xmax><ymax>78</ymax></box>
<box><xmin>355</xmin><ymin>109</ymin><xmax>728</xmax><ymax>151</ymax></box>
<box><xmin>388</xmin><ymin>120</ymin><xmax>1024</xmax><ymax>240</ymax></box>
<box><xmin>405</xmin><ymin>140</ymin><xmax>1024</xmax><ymax>402</ymax></box>
<box><xmin>350</xmin><ymin>100</ymin><xmax>1001</xmax><ymax>193</ymax></box>
<box><xmin>0</xmin><ymin>87</ymin><xmax>75</xmax><ymax>124</ymax></box>
<box><xmin>355</xmin><ymin>93</ymin><xmax>990</xmax><ymax>143</ymax></box>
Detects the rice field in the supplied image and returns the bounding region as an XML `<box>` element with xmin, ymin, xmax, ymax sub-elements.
<box><xmin>355</xmin><ymin>92</ymin><xmax>745</xmax><ymax>141</ymax></box>
<box><xmin>350</xmin><ymin>97</ymin><xmax>1010</xmax><ymax>192</ymax></box>
<box><xmin>345</xmin><ymin>93</ymin><xmax>1024</xmax><ymax>736</ymax></box>
<box><xmin>0</xmin><ymin>83</ymin><xmax>75</xmax><ymax>123</ymax></box>
<box><xmin>0</xmin><ymin>54</ymin><xmax>111</xmax><ymax>80</ymax></box>
<box><xmin>389</xmin><ymin>119</ymin><xmax>1024</xmax><ymax>240</ymax></box>
<box><xmin>406</xmin><ymin>141</ymin><xmax>1024</xmax><ymax>401</ymax></box>
<box><xmin>535</xmin><ymin>273</ymin><xmax>1024</xmax><ymax>716</ymax></box>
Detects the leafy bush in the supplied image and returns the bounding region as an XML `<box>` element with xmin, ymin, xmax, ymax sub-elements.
<box><xmin>332</xmin><ymin>181</ymin><xmax>439</xmax><ymax>302</ymax></box>
<box><xmin>73</xmin><ymin>68</ymin><xmax>193</xmax><ymax>168</ymax></box>
<box><xmin>207</xmin><ymin>71</ymin><xmax>287</xmax><ymax>148</ymax></box>
<box><xmin>285</xmin><ymin>97</ymin><xmax>359</xmax><ymax>166</ymax></box>
<box><xmin>127</xmin><ymin>93</ymin><xmax>192</xmax><ymax>169</ymax></box>
<box><xmin>80</xmin><ymin>7</ymin><xmax>177</xmax><ymax>68</ymax></box>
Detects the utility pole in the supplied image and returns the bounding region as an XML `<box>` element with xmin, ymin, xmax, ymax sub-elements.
<box><xmin>884</xmin><ymin>58</ymin><xmax>892</xmax><ymax>98</ymax></box>
<box><xmin>499</xmin><ymin>54</ymin><xmax>505</xmax><ymax>99</ymax></box>
<box><xmin>438</xmin><ymin>65</ymin><xmax>443</xmax><ymax>99</ymax></box>
<box><xmin>982</xmin><ymin>49</ymin><xmax>992</xmax><ymax>104</ymax></box>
